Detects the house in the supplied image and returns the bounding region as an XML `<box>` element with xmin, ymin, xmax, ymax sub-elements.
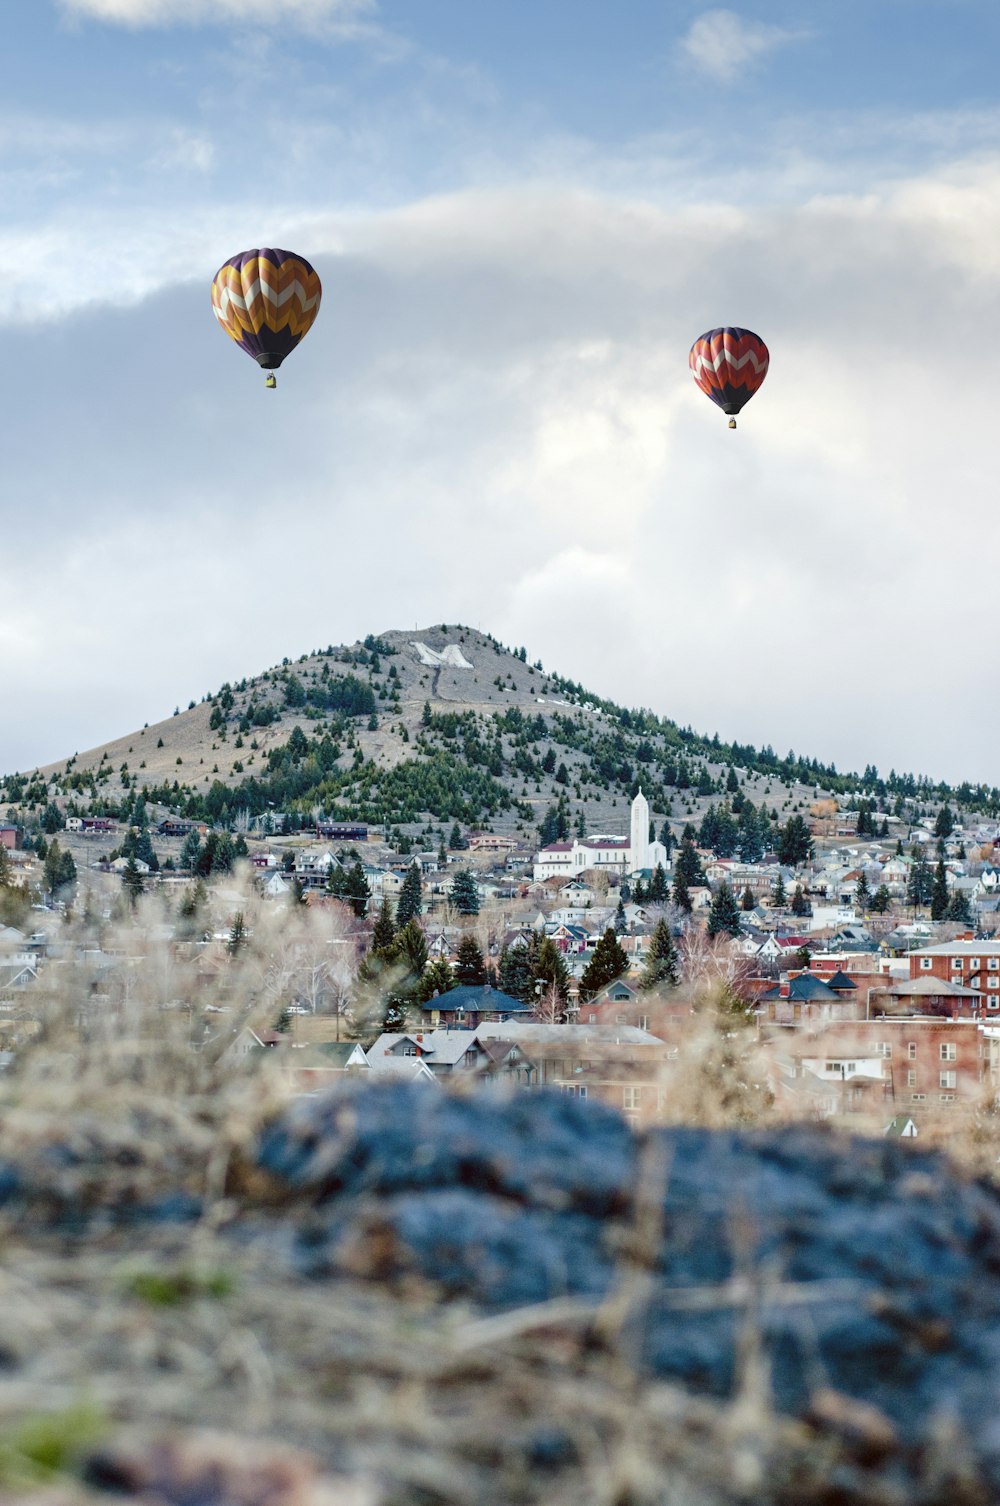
<box><xmin>869</xmin><ymin>976</ymin><xmax>985</xmax><ymax>1019</ymax></box>
<box><xmin>757</xmin><ymin>972</ymin><xmax>862</xmax><ymax>1026</ymax></box>
<box><xmin>294</xmin><ymin>1041</ymin><xmax>370</xmax><ymax>1092</ymax></box>
<box><xmin>262</xmin><ymin>872</ymin><xmax>291</xmax><ymax>898</ymax></box>
<box><xmin>884</xmin><ymin>1115</ymin><xmax>918</xmax><ymax>1138</ymax></box>
<box><xmin>316</xmin><ymin>823</ymin><xmax>368</xmax><ymax>842</ymax></box>
<box><xmin>366</xmin><ymin>1030</ymin><xmax>488</xmax><ymax>1078</ymax></box>
<box><xmin>477</xmin><ymin>1038</ymin><xmax>537</xmax><ymax>1086</ymax></box>
<box><xmin>421</xmin><ymin>983</ymin><xmax>533</xmax><ymax>1029</ymax></box>
<box><xmin>0</xmin><ymin>825</ymin><xmax>17</xmax><ymax>851</ymax></box>
<box><xmin>474</xmin><ymin>1022</ymin><xmax>673</xmax><ymax>1123</ymax></box>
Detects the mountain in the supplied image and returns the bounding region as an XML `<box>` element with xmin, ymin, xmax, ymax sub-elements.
<box><xmin>2</xmin><ymin>625</ymin><xmax>993</xmax><ymax>843</ymax></box>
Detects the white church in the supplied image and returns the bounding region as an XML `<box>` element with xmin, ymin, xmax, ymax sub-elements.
<box><xmin>533</xmin><ymin>789</ymin><xmax>668</xmax><ymax>882</ymax></box>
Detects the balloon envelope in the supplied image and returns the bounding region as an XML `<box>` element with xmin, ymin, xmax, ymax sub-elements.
<box><xmin>211</xmin><ymin>248</ymin><xmax>322</xmax><ymax>370</ymax></box>
<box><xmin>689</xmin><ymin>328</ymin><xmax>768</xmax><ymax>417</ymax></box>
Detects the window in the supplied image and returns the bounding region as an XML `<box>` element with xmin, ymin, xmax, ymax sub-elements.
<box><xmin>989</xmin><ymin>977</ymin><xmax>999</xmax><ymax>990</ymax></box>
<box><xmin>971</xmin><ymin>958</ymin><xmax>981</xmax><ymax>970</ymax></box>
<box><xmin>561</xmin><ymin>1084</ymin><xmax>587</xmax><ymax>1098</ymax></box>
<box><xmin>623</xmin><ymin>1086</ymin><xmax>640</xmax><ymax>1111</ymax></box>
<box><xmin>907</xmin><ymin>1042</ymin><xmax>917</xmax><ymax>1059</ymax></box>
<box><xmin>616</xmin><ymin>1013</ymin><xmax>627</xmax><ymax>1024</ymax></box>
<box><xmin>951</xmin><ymin>958</ymin><xmax>963</xmax><ymax>970</ymax></box>
<box><xmin>940</xmin><ymin>1043</ymin><xmax>957</xmax><ymax>1061</ymax></box>
<box><xmin>587</xmin><ymin>1013</ymin><xmax>597</xmax><ymax>1024</ymax></box>
<box><xmin>989</xmin><ymin>959</ymin><xmax>999</xmax><ymax>971</ymax></box>
<box><xmin>939</xmin><ymin>1094</ymin><xmax>956</xmax><ymax>1103</ymax></box>
<box><xmin>875</xmin><ymin>1042</ymin><xmax>892</xmax><ymax>1059</ymax></box>
<box><xmin>911</xmin><ymin>1093</ymin><xmax>926</xmax><ymax>1102</ymax></box>
<box><xmin>907</xmin><ymin>1071</ymin><xmax>916</xmax><ymax>1087</ymax></box>
<box><xmin>638</xmin><ymin>1015</ymin><xmax>648</xmax><ymax>1031</ymax></box>
<box><xmin>939</xmin><ymin>1071</ymin><xmax>957</xmax><ymax>1090</ymax></box>
<box><xmin>920</xmin><ymin>958</ymin><xmax>932</xmax><ymax>970</ymax></box>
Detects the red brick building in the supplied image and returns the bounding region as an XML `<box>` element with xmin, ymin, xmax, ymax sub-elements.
<box><xmin>0</xmin><ymin>825</ymin><xmax>16</xmax><ymax>852</ymax></box>
<box><xmin>764</xmin><ymin>1016</ymin><xmax>985</xmax><ymax>1119</ymax></box>
<box><xmin>907</xmin><ymin>941</ymin><xmax>1000</xmax><ymax>1010</ymax></box>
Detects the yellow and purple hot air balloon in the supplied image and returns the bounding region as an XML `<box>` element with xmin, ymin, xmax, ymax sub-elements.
<box><xmin>211</xmin><ymin>248</ymin><xmax>322</xmax><ymax>389</ymax></box>
<box><xmin>689</xmin><ymin>327</ymin><xmax>768</xmax><ymax>429</ymax></box>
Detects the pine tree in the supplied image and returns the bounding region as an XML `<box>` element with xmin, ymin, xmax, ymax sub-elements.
<box><xmin>372</xmin><ymin>896</ymin><xmax>396</xmax><ymax>954</ymax></box>
<box><xmin>870</xmin><ymin>884</ymin><xmax>891</xmax><ymax>914</ymax></box>
<box><xmin>740</xmin><ymin>885</ymin><xmax>755</xmax><ymax>912</ymax></box>
<box><xmin>579</xmin><ymin>928</ymin><xmax>629</xmax><ymax>1001</ymax></box>
<box><xmin>790</xmin><ymin>884</ymin><xmax>809</xmax><ymax>917</ymax></box>
<box><xmin>672</xmin><ymin>872</ymin><xmax>692</xmax><ymax>913</ymax></box>
<box><xmin>777</xmin><ymin>815</ymin><xmax>813</xmax><ymax>866</ymax></box>
<box><xmin>122</xmin><ymin>857</ymin><xmax>144</xmax><ymax>905</ymax></box>
<box><xmin>648</xmin><ymin>863</ymin><xmax>669</xmax><ymax>903</ymax></box>
<box><xmin>420</xmin><ymin>960</ymin><xmax>454</xmax><ymax>1001</ymax></box>
<box><xmin>773</xmin><ymin>874</ymin><xmax>786</xmax><ymax>908</ymax></box>
<box><xmin>907</xmin><ymin>849</ymin><xmax>933</xmax><ymax>909</ymax></box>
<box><xmin>41</xmin><ymin>802</ymin><xmax>63</xmax><ymax>834</ymax></box>
<box><xmin>934</xmin><ymin>804</ymin><xmax>955</xmax><ymax>840</ymax></box>
<box><xmin>396</xmin><ymin>861</ymin><xmax>423</xmax><ymax>927</ymax></box>
<box><xmin>855</xmin><ymin>872</ymin><xmax>871</xmax><ymax>911</ymax></box>
<box><xmin>674</xmin><ymin>837</ymin><xmax>704</xmax><ymax>888</ymax></box>
<box><xmin>449</xmin><ymin>821</ymin><xmax>465</xmax><ymax>850</ymax></box>
<box><xmin>498</xmin><ymin>943</ymin><xmax>533</xmax><ymax>1001</ymax></box>
<box><xmin>227</xmin><ymin>912</ymin><xmax>247</xmax><ymax>955</ymax></box>
<box><xmin>930</xmin><ymin>859</ymin><xmax>949</xmax><ymax>921</ymax></box>
<box><xmin>946</xmin><ymin>890</ymin><xmax>973</xmax><ymax>925</ymax></box>
<box><xmin>528</xmin><ymin>932</ymin><xmax>570</xmax><ymax>1003</ymax></box>
<box><xmin>454</xmin><ymin>936</ymin><xmax>486</xmax><ymax>986</ymax></box>
<box><xmin>614</xmin><ymin>898</ymin><xmax>627</xmax><ymax>932</ymax></box>
<box><xmin>340</xmin><ymin>861</ymin><xmax>371</xmax><ymax>918</ymax></box>
<box><xmin>640</xmin><ymin>918</ymin><xmax>679</xmax><ymax>990</ymax></box>
<box><xmin>450</xmin><ymin>869</ymin><xmax>480</xmax><ymax>915</ymax></box>
<box><xmin>706</xmin><ymin>882</ymin><xmax>742</xmax><ymax>939</ymax></box>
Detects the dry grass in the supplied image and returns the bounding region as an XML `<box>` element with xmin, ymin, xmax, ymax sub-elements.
<box><xmin>0</xmin><ymin>887</ymin><xmax>993</xmax><ymax>1504</ymax></box>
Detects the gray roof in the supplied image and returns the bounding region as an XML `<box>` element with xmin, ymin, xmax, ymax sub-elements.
<box><xmin>880</xmin><ymin>976</ymin><xmax>982</xmax><ymax>998</ymax></box>
<box><xmin>475</xmin><ymin>1023</ymin><xmax>665</xmax><ymax>1046</ymax></box>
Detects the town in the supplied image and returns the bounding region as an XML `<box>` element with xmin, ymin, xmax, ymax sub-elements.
<box><xmin>3</xmin><ymin>768</ymin><xmax>1000</xmax><ymax>1152</ymax></box>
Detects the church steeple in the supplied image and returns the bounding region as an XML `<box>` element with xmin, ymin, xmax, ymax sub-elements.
<box><xmin>630</xmin><ymin>787</ymin><xmax>650</xmax><ymax>874</ymax></box>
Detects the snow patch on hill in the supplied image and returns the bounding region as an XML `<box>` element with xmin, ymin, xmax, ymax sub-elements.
<box><xmin>411</xmin><ymin>642</ymin><xmax>474</xmax><ymax>670</ymax></box>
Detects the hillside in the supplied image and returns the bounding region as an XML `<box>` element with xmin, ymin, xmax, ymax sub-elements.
<box><xmin>3</xmin><ymin>625</ymin><xmax>995</xmax><ymax>843</ymax></box>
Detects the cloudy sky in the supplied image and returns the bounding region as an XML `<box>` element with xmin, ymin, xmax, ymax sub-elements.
<box><xmin>3</xmin><ymin>1</ymin><xmax>1000</xmax><ymax>786</ymax></box>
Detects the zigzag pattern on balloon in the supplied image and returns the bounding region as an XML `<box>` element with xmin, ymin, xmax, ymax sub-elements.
<box><xmin>211</xmin><ymin>251</ymin><xmax>322</xmax><ymax>349</ymax></box>
<box><xmin>689</xmin><ymin>327</ymin><xmax>769</xmax><ymax>416</ymax></box>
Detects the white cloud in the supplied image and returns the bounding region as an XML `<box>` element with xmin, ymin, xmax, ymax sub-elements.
<box><xmin>58</xmin><ymin>0</ymin><xmax>375</xmax><ymax>31</ymax></box>
<box><xmin>677</xmin><ymin>9</ymin><xmax>804</xmax><ymax>83</ymax></box>
<box><xmin>5</xmin><ymin>152</ymin><xmax>1000</xmax><ymax>784</ymax></box>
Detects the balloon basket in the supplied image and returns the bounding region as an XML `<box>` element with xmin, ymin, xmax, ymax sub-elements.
<box><xmin>728</xmin><ymin>418</ymin><xmax>737</xmax><ymax>429</ymax></box>
<box><xmin>265</xmin><ymin>374</ymin><xmax>277</xmax><ymax>390</ymax></box>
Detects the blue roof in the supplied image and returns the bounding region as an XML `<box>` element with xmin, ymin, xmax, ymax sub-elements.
<box><xmin>422</xmin><ymin>984</ymin><xmax>533</xmax><ymax>1015</ymax></box>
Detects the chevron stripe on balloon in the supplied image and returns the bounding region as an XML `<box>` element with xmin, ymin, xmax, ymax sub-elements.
<box><xmin>689</xmin><ymin>327</ymin><xmax>769</xmax><ymax>419</ymax></box>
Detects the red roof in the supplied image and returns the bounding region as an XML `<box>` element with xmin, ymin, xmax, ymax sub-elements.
<box><xmin>541</xmin><ymin>843</ymin><xmax>574</xmax><ymax>853</ymax></box>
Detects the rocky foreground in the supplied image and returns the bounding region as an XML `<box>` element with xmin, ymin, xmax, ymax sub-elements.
<box><xmin>1</xmin><ymin>1078</ymin><xmax>999</xmax><ymax>1504</ymax></box>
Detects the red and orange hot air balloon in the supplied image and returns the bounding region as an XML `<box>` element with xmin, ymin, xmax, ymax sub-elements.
<box><xmin>211</xmin><ymin>248</ymin><xmax>322</xmax><ymax>389</ymax></box>
<box><xmin>689</xmin><ymin>327</ymin><xmax>768</xmax><ymax>429</ymax></box>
